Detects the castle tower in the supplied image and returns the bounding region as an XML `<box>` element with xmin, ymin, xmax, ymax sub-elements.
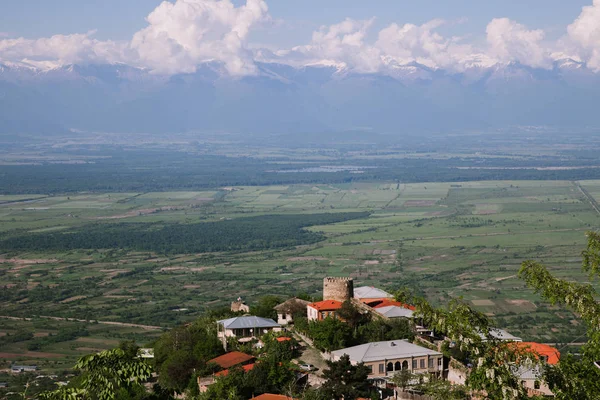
<box><xmin>323</xmin><ymin>277</ymin><xmax>354</xmax><ymax>302</ymax></box>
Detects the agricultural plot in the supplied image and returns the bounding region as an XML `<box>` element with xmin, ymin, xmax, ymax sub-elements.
<box><xmin>1</xmin><ymin>180</ymin><xmax>599</xmax><ymax>368</ymax></box>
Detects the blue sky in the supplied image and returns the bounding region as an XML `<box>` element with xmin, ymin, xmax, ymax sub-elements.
<box><xmin>0</xmin><ymin>0</ymin><xmax>590</xmax><ymax>45</ymax></box>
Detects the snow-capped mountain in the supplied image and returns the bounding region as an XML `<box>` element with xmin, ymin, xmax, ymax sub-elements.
<box><xmin>1</xmin><ymin>60</ymin><xmax>599</xmax><ymax>134</ymax></box>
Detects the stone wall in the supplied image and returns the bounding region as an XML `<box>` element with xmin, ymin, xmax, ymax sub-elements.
<box><xmin>323</xmin><ymin>277</ymin><xmax>354</xmax><ymax>302</ymax></box>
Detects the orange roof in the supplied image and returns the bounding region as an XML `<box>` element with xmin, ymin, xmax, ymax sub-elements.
<box><xmin>215</xmin><ymin>363</ymin><xmax>256</xmax><ymax>377</ymax></box>
<box><xmin>509</xmin><ymin>342</ymin><xmax>560</xmax><ymax>365</ymax></box>
<box><xmin>370</xmin><ymin>299</ymin><xmax>416</xmax><ymax>311</ymax></box>
<box><xmin>276</xmin><ymin>336</ymin><xmax>292</xmax><ymax>342</ymax></box>
<box><xmin>308</xmin><ymin>300</ymin><xmax>343</xmax><ymax>311</ymax></box>
<box><xmin>209</xmin><ymin>351</ymin><xmax>255</xmax><ymax>369</ymax></box>
<box><xmin>252</xmin><ymin>394</ymin><xmax>297</xmax><ymax>400</ymax></box>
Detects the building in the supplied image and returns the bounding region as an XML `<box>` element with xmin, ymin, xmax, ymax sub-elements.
<box><xmin>208</xmin><ymin>351</ymin><xmax>255</xmax><ymax>369</ymax></box>
<box><xmin>11</xmin><ymin>365</ymin><xmax>37</xmax><ymax>373</ymax></box>
<box><xmin>138</xmin><ymin>348</ymin><xmax>154</xmax><ymax>358</ymax></box>
<box><xmin>231</xmin><ymin>297</ymin><xmax>250</xmax><ymax>313</ymax></box>
<box><xmin>0</xmin><ymin>382</ymin><xmax>8</xmax><ymax>388</ymax></box>
<box><xmin>480</xmin><ymin>328</ymin><xmax>523</xmax><ymax>342</ymax></box>
<box><xmin>217</xmin><ymin>316</ymin><xmax>281</xmax><ymax>346</ymax></box>
<box><xmin>251</xmin><ymin>394</ymin><xmax>297</xmax><ymax>400</ymax></box>
<box><xmin>330</xmin><ymin>339</ymin><xmax>444</xmax><ymax>378</ymax></box>
<box><xmin>323</xmin><ymin>277</ymin><xmax>354</xmax><ymax>302</ymax></box>
<box><xmin>513</xmin><ymin>365</ymin><xmax>553</xmax><ymax>397</ymax></box>
<box><xmin>354</xmin><ymin>286</ymin><xmax>394</xmax><ymax>302</ymax></box>
<box><xmin>273</xmin><ymin>298</ymin><xmax>310</xmax><ymax>325</ymax></box>
<box><xmin>307</xmin><ymin>300</ymin><xmax>343</xmax><ymax>321</ymax></box>
<box><xmin>374</xmin><ymin>305</ymin><xmax>414</xmax><ymax>319</ymax></box>
<box><xmin>509</xmin><ymin>342</ymin><xmax>560</xmax><ymax>365</ymax></box>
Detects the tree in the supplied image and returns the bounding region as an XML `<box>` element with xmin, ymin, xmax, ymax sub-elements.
<box><xmin>391</xmin><ymin>369</ymin><xmax>418</xmax><ymax>391</ymax></box>
<box><xmin>307</xmin><ymin>318</ymin><xmax>353</xmax><ymax>352</ymax></box>
<box><xmin>321</xmin><ymin>354</ymin><xmax>371</xmax><ymax>400</ymax></box>
<box><xmin>252</xmin><ymin>296</ymin><xmax>283</xmax><ymax>320</ymax></box>
<box><xmin>39</xmin><ymin>348</ymin><xmax>152</xmax><ymax>400</ymax></box>
<box><xmin>518</xmin><ymin>231</ymin><xmax>600</xmax><ymax>400</ymax></box>
<box><xmin>395</xmin><ymin>292</ymin><xmax>535</xmax><ymax>400</ymax></box>
<box><xmin>415</xmin><ymin>376</ymin><xmax>470</xmax><ymax>400</ymax></box>
<box><xmin>336</xmin><ymin>300</ymin><xmax>370</xmax><ymax>330</ymax></box>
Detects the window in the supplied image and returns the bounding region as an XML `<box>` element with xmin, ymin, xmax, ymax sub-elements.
<box><xmin>402</xmin><ymin>360</ymin><xmax>408</xmax><ymax>370</ymax></box>
<box><xmin>420</xmin><ymin>359</ymin><xmax>425</xmax><ymax>369</ymax></box>
<box><xmin>281</xmin><ymin>313</ymin><xmax>286</xmax><ymax>319</ymax></box>
<box><xmin>412</xmin><ymin>359</ymin><xmax>417</xmax><ymax>369</ymax></box>
<box><xmin>367</xmin><ymin>365</ymin><xmax>373</xmax><ymax>373</ymax></box>
<box><xmin>379</xmin><ymin>364</ymin><xmax>384</xmax><ymax>373</ymax></box>
<box><xmin>534</xmin><ymin>381</ymin><xmax>541</xmax><ymax>390</ymax></box>
<box><xmin>428</xmin><ymin>358</ymin><xmax>434</xmax><ymax>369</ymax></box>
<box><xmin>395</xmin><ymin>361</ymin><xmax>401</xmax><ymax>371</ymax></box>
<box><xmin>438</xmin><ymin>358</ymin><xmax>443</xmax><ymax>367</ymax></box>
<box><xmin>387</xmin><ymin>362</ymin><xmax>394</xmax><ymax>372</ymax></box>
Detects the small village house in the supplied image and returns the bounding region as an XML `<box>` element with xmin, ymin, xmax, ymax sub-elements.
<box><xmin>331</xmin><ymin>339</ymin><xmax>444</xmax><ymax>379</ymax></box>
<box><xmin>307</xmin><ymin>300</ymin><xmax>343</xmax><ymax>321</ymax></box>
<box><xmin>273</xmin><ymin>298</ymin><xmax>310</xmax><ymax>325</ymax></box>
<box><xmin>217</xmin><ymin>316</ymin><xmax>281</xmax><ymax>347</ymax></box>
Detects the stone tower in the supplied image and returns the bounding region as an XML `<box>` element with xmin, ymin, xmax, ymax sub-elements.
<box><xmin>323</xmin><ymin>277</ymin><xmax>354</xmax><ymax>302</ymax></box>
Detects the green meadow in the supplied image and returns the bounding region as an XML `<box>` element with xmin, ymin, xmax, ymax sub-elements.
<box><xmin>1</xmin><ymin>180</ymin><xmax>600</xmax><ymax>365</ymax></box>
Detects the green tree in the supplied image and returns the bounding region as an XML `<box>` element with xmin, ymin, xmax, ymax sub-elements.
<box><xmin>252</xmin><ymin>296</ymin><xmax>283</xmax><ymax>320</ymax></box>
<box><xmin>336</xmin><ymin>300</ymin><xmax>370</xmax><ymax>330</ymax></box>
<box><xmin>39</xmin><ymin>348</ymin><xmax>152</xmax><ymax>400</ymax></box>
<box><xmin>307</xmin><ymin>318</ymin><xmax>353</xmax><ymax>352</ymax></box>
<box><xmin>321</xmin><ymin>354</ymin><xmax>371</xmax><ymax>400</ymax></box>
<box><xmin>518</xmin><ymin>231</ymin><xmax>600</xmax><ymax>400</ymax></box>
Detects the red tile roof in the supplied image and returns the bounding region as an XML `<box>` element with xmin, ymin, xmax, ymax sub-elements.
<box><xmin>369</xmin><ymin>299</ymin><xmax>416</xmax><ymax>311</ymax></box>
<box><xmin>208</xmin><ymin>351</ymin><xmax>255</xmax><ymax>369</ymax></box>
<box><xmin>509</xmin><ymin>342</ymin><xmax>560</xmax><ymax>365</ymax></box>
<box><xmin>276</xmin><ymin>336</ymin><xmax>292</xmax><ymax>342</ymax></box>
<box><xmin>252</xmin><ymin>394</ymin><xmax>297</xmax><ymax>400</ymax></box>
<box><xmin>307</xmin><ymin>300</ymin><xmax>343</xmax><ymax>311</ymax></box>
<box><xmin>215</xmin><ymin>363</ymin><xmax>256</xmax><ymax>377</ymax></box>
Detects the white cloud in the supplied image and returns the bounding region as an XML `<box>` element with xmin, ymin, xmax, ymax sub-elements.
<box><xmin>486</xmin><ymin>18</ymin><xmax>551</xmax><ymax>69</ymax></box>
<box><xmin>130</xmin><ymin>0</ymin><xmax>269</xmax><ymax>75</ymax></box>
<box><xmin>567</xmin><ymin>0</ymin><xmax>600</xmax><ymax>70</ymax></box>
<box><xmin>1</xmin><ymin>0</ymin><xmax>600</xmax><ymax>75</ymax></box>
<box><xmin>0</xmin><ymin>31</ymin><xmax>126</xmax><ymax>66</ymax></box>
<box><xmin>375</xmin><ymin>19</ymin><xmax>477</xmax><ymax>71</ymax></box>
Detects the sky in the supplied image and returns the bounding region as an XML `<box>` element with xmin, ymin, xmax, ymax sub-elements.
<box><xmin>0</xmin><ymin>0</ymin><xmax>599</xmax><ymax>75</ymax></box>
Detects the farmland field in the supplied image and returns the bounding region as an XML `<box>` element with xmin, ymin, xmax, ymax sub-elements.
<box><xmin>1</xmin><ymin>179</ymin><xmax>599</xmax><ymax>368</ymax></box>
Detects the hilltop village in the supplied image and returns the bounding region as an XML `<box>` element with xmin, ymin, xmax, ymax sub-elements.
<box><xmin>3</xmin><ymin>277</ymin><xmax>561</xmax><ymax>400</ymax></box>
<box><xmin>175</xmin><ymin>277</ymin><xmax>557</xmax><ymax>399</ymax></box>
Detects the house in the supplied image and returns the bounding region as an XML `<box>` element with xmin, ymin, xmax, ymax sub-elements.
<box><xmin>374</xmin><ymin>305</ymin><xmax>414</xmax><ymax>319</ymax></box>
<box><xmin>11</xmin><ymin>365</ymin><xmax>37</xmax><ymax>373</ymax></box>
<box><xmin>273</xmin><ymin>298</ymin><xmax>310</xmax><ymax>325</ymax></box>
<box><xmin>508</xmin><ymin>342</ymin><xmax>560</xmax><ymax>365</ymax></box>
<box><xmin>330</xmin><ymin>339</ymin><xmax>444</xmax><ymax>378</ymax></box>
<box><xmin>307</xmin><ymin>300</ymin><xmax>343</xmax><ymax>321</ymax></box>
<box><xmin>217</xmin><ymin>316</ymin><xmax>281</xmax><ymax>346</ymax></box>
<box><xmin>197</xmin><ymin>362</ymin><xmax>256</xmax><ymax>393</ymax></box>
<box><xmin>480</xmin><ymin>328</ymin><xmax>522</xmax><ymax>342</ymax></box>
<box><xmin>251</xmin><ymin>394</ymin><xmax>297</xmax><ymax>400</ymax></box>
<box><xmin>369</xmin><ymin>299</ymin><xmax>415</xmax><ymax>311</ymax></box>
<box><xmin>354</xmin><ymin>286</ymin><xmax>394</xmax><ymax>302</ymax></box>
<box><xmin>0</xmin><ymin>382</ymin><xmax>8</xmax><ymax>388</ymax></box>
<box><xmin>138</xmin><ymin>348</ymin><xmax>154</xmax><ymax>358</ymax></box>
<box><xmin>208</xmin><ymin>351</ymin><xmax>255</xmax><ymax>369</ymax></box>
<box><xmin>513</xmin><ymin>365</ymin><xmax>553</xmax><ymax>397</ymax></box>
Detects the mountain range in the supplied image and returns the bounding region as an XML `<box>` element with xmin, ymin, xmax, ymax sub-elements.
<box><xmin>1</xmin><ymin>59</ymin><xmax>600</xmax><ymax>135</ymax></box>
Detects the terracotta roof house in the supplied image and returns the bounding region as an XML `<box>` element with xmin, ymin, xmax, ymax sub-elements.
<box><xmin>353</xmin><ymin>286</ymin><xmax>393</xmax><ymax>301</ymax></box>
<box><xmin>307</xmin><ymin>300</ymin><xmax>343</xmax><ymax>321</ymax></box>
<box><xmin>208</xmin><ymin>351</ymin><xmax>255</xmax><ymax>369</ymax></box>
<box><xmin>215</xmin><ymin>363</ymin><xmax>256</xmax><ymax>377</ymax></box>
<box><xmin>331</xmin><ymin>339</ymin><xmax>444</xmax><ymax>378</ymax></box>
<box><xmin>251</xmin><ymin>394</ymin><xmax>297</xmax><ymax>400</ymax></box>
<box><xmin>509</xmin><ymin>342</ymin><xmax>560</xmax><ymax>365</ymax></box>
<box><xmin>217</xmin><ymin>316</ymin><xmax>282</xmax><ymax>347</ymax></box>
<box><xmin>371</xmin><ymin>299</ymin><xmax>416</xmax><ymax>311</ymax></box>
<box><xmin>273</xmin><ymin>298</ymin><xmax>310</xmax><ymax>325</ymax></box>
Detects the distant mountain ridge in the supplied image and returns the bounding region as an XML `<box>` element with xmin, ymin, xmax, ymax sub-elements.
<box><xmin>1</xmin><ymin>60</ymin><xmax>599</xmax><ymax>134</ymax></box>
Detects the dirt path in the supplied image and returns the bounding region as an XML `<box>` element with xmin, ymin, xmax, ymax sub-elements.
<box><xmin>574</xmin><ymin>181</ymin><xmax>600</xmax><ymax>216</ymax></box>
<box><xmin>0</xmin><ymin>315</ymin><xmax>165</xmax><ymax>331</ymax></box>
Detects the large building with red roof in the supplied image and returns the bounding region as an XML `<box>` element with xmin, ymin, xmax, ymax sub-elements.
<box><xmin>208</xmin><ymin>351</ymin><xmax>255</xmax><ymax>369</ymax></box>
